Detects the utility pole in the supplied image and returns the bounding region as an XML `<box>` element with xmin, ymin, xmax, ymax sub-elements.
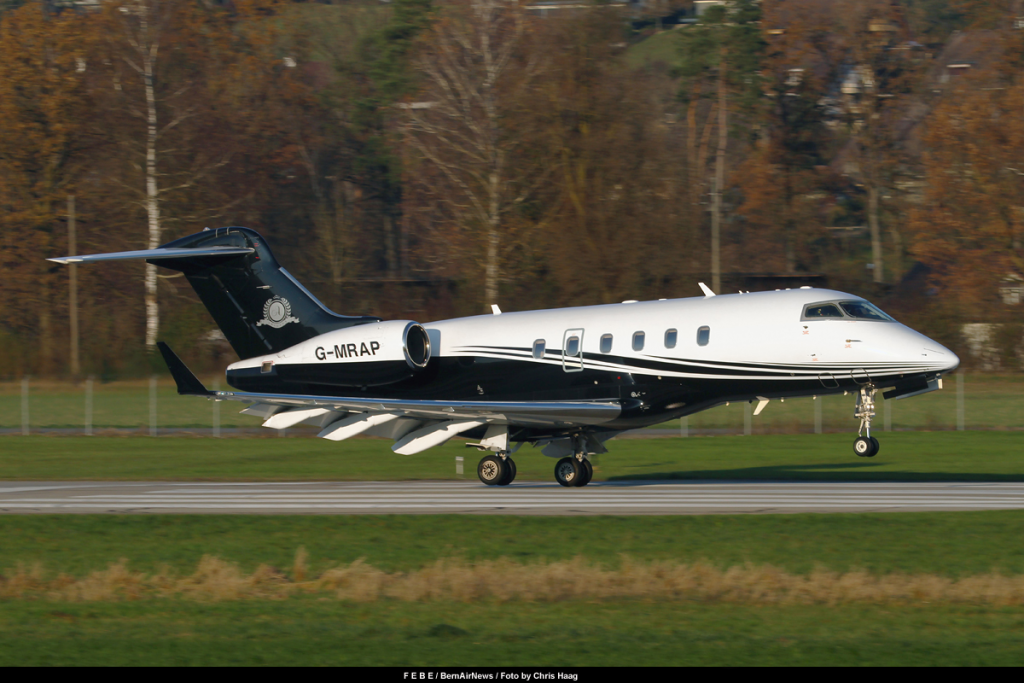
<box><xmin>68</xmin><ymin>195</ymin><xmax>80</xmax><ymax>379</ymax></box>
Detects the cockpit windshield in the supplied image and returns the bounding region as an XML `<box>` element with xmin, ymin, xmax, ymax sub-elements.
<box><xmin>802</xmin><ymin>300</ymin><xmax>895</xmax><ymax>322</ymax></box>
<box><xmin>804</xmin><ymin>303</ymin><xmax>844</xmax><ymax>318</ymax></box>
<box><xmin>838</xmin><ymin>301</ymin><xmax>894</xmax><ymax>321</ymax></box>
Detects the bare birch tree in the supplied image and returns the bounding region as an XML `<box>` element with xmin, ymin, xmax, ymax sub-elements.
<box><xmin>402</xmin><ymin>0</ymin><xmax>539</xmax><ymax>309</ymax></box>
<box><xmin>99</xmin><ymin>0</ymin><xmax>265</xmax><ymax>350</ymax></box>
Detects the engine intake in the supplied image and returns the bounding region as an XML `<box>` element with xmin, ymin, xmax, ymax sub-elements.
<box><xmin>403</xmin><ymin>322</ymin><xmax>431</xmax><ymax>369</ymax></box>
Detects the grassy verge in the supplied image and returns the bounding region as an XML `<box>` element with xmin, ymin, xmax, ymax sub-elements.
<box><xmin>0</xmin><ymin>431</ymin><xmax>1022</xmax><ymax>481</ymax></box>
<box><xmin>3</xmin><ymin>374</ymin><xmax>1021</xmax><ymax>431</ymax></box>
<box><xmin>4</xmin><ymin>514</ymin><xmax>1024</xmax><ymax>665</ymax></box>
<box><xmin>2</xmin><ymin>598</ymin><xmax>1023</xmax><ymax>665</ymax></box>
<box><xmin>4</xmin><ymin>512</ymin><xmax>1024</xmax><ymax>577</ymax></box>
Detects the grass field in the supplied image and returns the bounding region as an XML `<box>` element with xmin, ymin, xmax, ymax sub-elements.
<box><xmin>3</xmin><ymin>514</ymin><xmax>1024</xmax><ymax>665</ymax></box>
<box><xmin>3</xmin><ymin>512</ymin><xmax>1024</xmax><ymax>576</ymax></box>
<box><xmin>0</xmin><ymin>431</ymin><xmax>1022</xmax><ymax>482</ymax></box>
<box><xmin>4</xmin><ymin>600</ymin><xmax>1022</xmax><ymax>666</ymax></box>
<box><xmin>3</xmin><ymin>374</ymin><xmax>1020</xmax><ymax>433</ymax></box>
<box><xmin>3</xmin><ymin>415</ymin><xmax>1024</xmax><ymax>665</ymax></box>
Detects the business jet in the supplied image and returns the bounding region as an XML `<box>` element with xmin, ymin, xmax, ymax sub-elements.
<box><xmin>51</xmin><ymin>226</ymin><xmax>959</xmax><ymax>488</ymax></box>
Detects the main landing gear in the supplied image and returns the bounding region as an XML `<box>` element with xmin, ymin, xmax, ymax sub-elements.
<box><xmin>477</xmin><ymin>453</ymin><xmax>517</xmax><ymax>486</ymax></box>
<box><xmin>853</xmin><ymin>385</ymin><xmax>880</xmax><ymax>458</ymax></box>
<box><xmin>554</xmin><ymin>434</ymin><xmax>593</xmax><ymax>487</ymax></box>
<box><xmin>554</xmin><ymin>455</ymin><xmax>592</xmax><ymax>487</ymax></box>
<box><xmin>472</xmin><ymin>425</ymin><xmax>517</xmax><ymax>486</ymax></box>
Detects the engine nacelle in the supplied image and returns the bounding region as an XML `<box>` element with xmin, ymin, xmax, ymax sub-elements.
<box><xmin>227</xmin><ymin>320</ymin><xmax>432</xmax><ymax>389</ymax></box>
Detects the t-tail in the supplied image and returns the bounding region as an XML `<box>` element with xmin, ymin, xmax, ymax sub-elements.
<box><xmin>48</xmin><ymin>226</ymin><xmax>380</xmax><ymax>359</ymax></box>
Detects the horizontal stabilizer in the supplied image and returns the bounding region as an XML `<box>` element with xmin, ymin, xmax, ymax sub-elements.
<box><xmin>48</xmin><ymin>246</ymin><xmax>253</xmax><ymax>265</ymax></box>
<box><xmin>157</xmin><ymin>342</ymin><xmax>213</xmax><ymax>396</ymax></box>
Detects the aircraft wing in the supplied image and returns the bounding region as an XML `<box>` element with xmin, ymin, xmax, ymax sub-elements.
<box><xmin>157</xmin><ymin>342</ymin><xmax>620</xmax><ymax>453</ymax></box>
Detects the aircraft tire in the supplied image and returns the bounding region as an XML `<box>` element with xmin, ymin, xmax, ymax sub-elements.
<box><xmin>497</xmin><ymin>458</ymin><xmax>517</xmax><ymax>486</ymax></box>
<box><xmin>478</xmin><ymin>455</ymin><xmax>507</xmax><ymax>486</ymax></box>
<box><xmin>853</xmin><ymin>436</ymin><xmax>876</xmax><ymax>458</ymax></box>
<box><xmin>575</xmin><ymin>459</ymin><xmax>593</xmax><ymax>487</ymax></box>
<box><xmin>868</xmin><ymin>436</ymin><xmax>880</xmax><ymax>458</ymax></box>
<box><xmin>554</xmin><ymin>457</ymin><xmax>581</xmax><ymax>487</ymax></box>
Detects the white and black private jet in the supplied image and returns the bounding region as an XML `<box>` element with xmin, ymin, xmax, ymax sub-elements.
<box><xmin>51</xmin><ymin>226</ymin><xmax>959</xmax><ymax>487</ymax></box>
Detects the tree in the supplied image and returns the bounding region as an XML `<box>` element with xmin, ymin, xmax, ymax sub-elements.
<box><xmin>909</xmin><ymin>68</ymin><xmax>1024</xmax><ymax>320</ymax></box>
<box><xmin>402</xmin><ymin>0</ymin><xmax>539</xmax><ymax>309</ymax></box>
<box><xmin>678</xmin><ymin>0</ymin><xmax>763</xmax><ymax>293</ymax></box>
<box><xmin>93</xmin><ymin>0</ymin><xmax>284</xmax><ymax>351</ymax></box>
<box><xmin>731</xmin><ymin>0</ymin><xmax>839</xmax><ymax>274</ymax></box>
<box><xmin>0</xmin><ymin>3</ymin><xmax>101</xmax><ymax>374</ymax></box>
<box><xmin>835</xmin><ymin>0</ymin><xmax>923</xmax><ymax>285</ymax></box>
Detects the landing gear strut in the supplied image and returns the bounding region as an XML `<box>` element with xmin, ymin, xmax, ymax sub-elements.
<box><xmin>853</xmin><ymin>386</ymin><xmax>880</xmax><ymax>458</ymax></box>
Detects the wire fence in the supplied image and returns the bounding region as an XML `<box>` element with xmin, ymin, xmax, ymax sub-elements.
<box><xmin>0</xmin><ymin>372</ymin><xmax>1021</xmax><ymax>437</ymax></box>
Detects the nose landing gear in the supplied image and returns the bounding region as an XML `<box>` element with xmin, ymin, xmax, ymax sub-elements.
<box><xmin>853</xmin><ymin>386</ymin><xmax>880</xmax><ymax>458</ymax></box>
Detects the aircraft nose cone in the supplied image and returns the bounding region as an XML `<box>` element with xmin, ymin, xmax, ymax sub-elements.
<box><xmin>921</xmin><ymin>341</ymin><xmax>959</xmax><ymax>374</ymax></box>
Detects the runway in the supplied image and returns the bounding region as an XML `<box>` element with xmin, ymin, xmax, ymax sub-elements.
<box><xmin>2</xmin><ymin>480</ymin><xmax>1024</xmax><ymax>515</ymax></box>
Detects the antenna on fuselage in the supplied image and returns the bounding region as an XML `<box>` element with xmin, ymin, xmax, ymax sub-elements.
<box><xmin>698</xmin><ymin>282</ymin><xmax>716</xmax><ymax>298</ymax></box>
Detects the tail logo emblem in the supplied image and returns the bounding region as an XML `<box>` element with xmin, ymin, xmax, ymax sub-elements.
<box><xmin>257</xmin><ymin>296</ymin><xmax>300</xmax><ymax>328</ymax></box>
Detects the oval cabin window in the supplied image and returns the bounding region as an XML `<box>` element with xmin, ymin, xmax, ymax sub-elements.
<box><xmin>632</xmin><ymin>332</ymin><xmax>645</xmax><ymax>352</ymax></box>
<box><xmin>697</xmin><ymin>326</ymin><xmax>710</xmax><ymax>347</ymax></box>
<box><xmin>600</xmin><ymin>334</ymin><xmax>613</xmax><ymax>354</ymax></box>
<box><xmin>533</xmin><ymin>340</ymin><xmax>546</xmax><ymax>359</ymax></box>
<box><xmin>664</xmin><ymin>329</ymin><xmax>677</xmax><ymax>349</ymax></box>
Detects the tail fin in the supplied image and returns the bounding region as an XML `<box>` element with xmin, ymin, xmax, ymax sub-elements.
<box><xmin>50</xmin><ymin>227</ymin><xmax>380</xmax><ymax>359</ymax></box>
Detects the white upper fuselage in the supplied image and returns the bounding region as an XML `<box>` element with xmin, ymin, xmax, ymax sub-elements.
<box><xmin>424</xmin><ymin>288</ymin><xmax>958</xmax><ymax>382</ymax></box>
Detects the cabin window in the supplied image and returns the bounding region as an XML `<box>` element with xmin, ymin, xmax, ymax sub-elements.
<box><xmin>665</xmin><ymin>329</ymin><xmax>677</xmax><ymax>349</ymax></box>
<box><xmin>697</xmin><ymin>326</ymin><xmax>710</xmax><ymax>346</ymax></box>
<box><xmin>632</xmin><ymin>331</ymin><xmax>645</xmax><ymax>351</ymax></box>
<box><xmin>533</xmin><ymin>339</ymin><xmax>546</xmax><ymax>359</ymax></box>
<box><xmin>565</xmin><ymin>336</ymin><xmax>580</xmax><ymax>357</ymax></box>
<box><xmin>261</xmin><ymin>361</ymin><xmax>274</xmax><ymax>373</ymax></box>
<box><xmin>803</xmin><ymin>303</ymin><xmax>844</xmax><ymax>319</ymax></box>
<box><xmin>600</xmin><ymin>334</ymin><xmax>613</xmax><ymax>354</ymax></box>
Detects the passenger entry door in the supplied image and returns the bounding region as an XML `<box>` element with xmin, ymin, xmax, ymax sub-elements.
<box><xmin>562</xmin><ymin>329</ymin><xmax>584</xmax><ymax>372</ymax></box>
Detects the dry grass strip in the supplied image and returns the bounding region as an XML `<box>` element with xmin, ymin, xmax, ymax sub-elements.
<box><xmin>4</xmin><ymin>550</ymin><xmax>1024</xmax><ymax>605</ymax></box>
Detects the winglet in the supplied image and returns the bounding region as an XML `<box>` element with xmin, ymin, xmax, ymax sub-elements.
<box><xmin>698</xmin><ymin>282</ymin><xmax>716</xmax><ymax>297</ymax></box>
<box><xmin>490</xmin><ymin>304</ymin><xmax>502</xmax><ymax>315</ymax></box>
<box><xmin>156</xmin><ymin>342</ymin><xmax>214</xmax><ymax>396</ymax></box>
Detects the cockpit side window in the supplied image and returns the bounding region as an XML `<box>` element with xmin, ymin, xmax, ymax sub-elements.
<box><xmin>802</xmin><ymin>303</ymin><xmax>844</xmax><ymax>319</ymax></box>
<box><xmin>839</xmin><ymin>301</ymin><xmax>895</xmax><ymax>321</ymax></box>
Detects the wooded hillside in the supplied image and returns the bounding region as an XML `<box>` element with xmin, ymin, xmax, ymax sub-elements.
<box><xmin>1</xmin><ymin>0</ymin><xmax>1021</xmax><ymax>377</ymax></box>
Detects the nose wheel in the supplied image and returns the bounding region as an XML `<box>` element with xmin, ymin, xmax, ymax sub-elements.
<box><xmin>852</xmin><ymin>386</ymin><xmax>880</xmax><ymax>458</ymax></box>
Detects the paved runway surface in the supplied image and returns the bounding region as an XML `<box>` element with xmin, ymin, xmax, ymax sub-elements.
<box><xmin>2</xmin><ymin>481</ymin><xmax>1024</xmax><ymax>515</ymax></box>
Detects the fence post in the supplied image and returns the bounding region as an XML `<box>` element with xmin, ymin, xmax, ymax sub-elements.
<box><xmin>455</xmin><ymin>456</ymin><xmax>464</xmax><ymax>476</ymax></box>
<box><xmin>212</xmin><ymin>380</ymin><xmax>220</xmax><ymax>438</ymax></box>
<box><xmin>85</xmin><ymin>376</ymin><xmax>94</xmax><ymax>436</ymax></box>
<box><xmin>883</xmin><ymin>397</ymin><xmax>891</xmax><ymax>432</ymax></box>
<box><xmin>814</xmin><ymin>396</ymin><xmax>822</xmax><ymax>435</ymax></box>
<box><xmin>149</xmin><ymin>375</ymin><xmax>158</xmax><ymax>437</ymax></box>
<box><xmin>680</xmin><ymin>416</ymin><xmax>689</xmax><ymax>438</ymax></box>
<box><xmin>956</xmin><ymin>370</ymin><xmax>965</xmax><ymax>431</ymax></box>
<box><xmin>20</xmin><ymin>376</ymin><xmax>29</xmax><ymax>436</ymax></box>
<box><xmin>743</xmin><ymin>401</ymin><xmax>752</xmax><ymax>436</ymax></box>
